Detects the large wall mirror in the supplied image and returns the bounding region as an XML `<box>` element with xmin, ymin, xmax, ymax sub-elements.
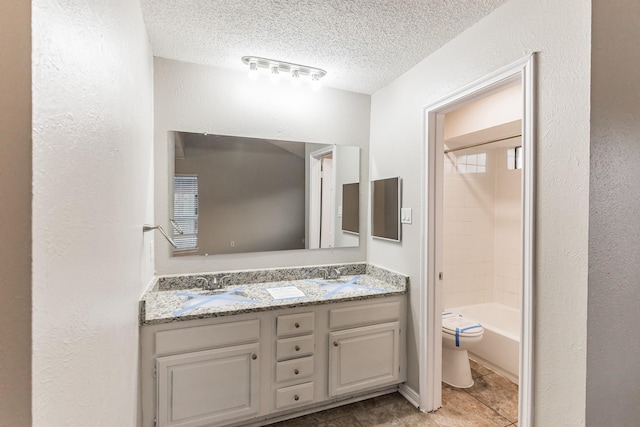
<box><xmin>169</xmin><ymin>131</ymin><xmax>360</xmax><ymax>256</ymax></box>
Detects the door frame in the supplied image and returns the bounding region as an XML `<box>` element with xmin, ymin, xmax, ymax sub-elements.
<box><xmin>419</xmin><ymin>54</ymin><xmax>536</xmax><ymax>426</ymax></box>
<box><xmin>309</xmin><ymin>146</ymin><xmax>336</xmax><ymax>249</ymax></box>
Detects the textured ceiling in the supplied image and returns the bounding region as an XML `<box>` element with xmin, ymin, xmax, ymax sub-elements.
<box><xmin>140</xmin><ymin>0</ymin><xmax>507</xmax><ymax>94</ymax></box>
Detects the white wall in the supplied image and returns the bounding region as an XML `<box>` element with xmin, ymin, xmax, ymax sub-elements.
<box><xmin>369</xmin><ymin>0</ymin><xmax>591</xmax><ymax>424</ymax></box>
<box><xmin>444</xmin><ymin>83</ymin><xmax>522</xmax><ymax>140</ymax></box>
<box><xmin>587</xmin><ymin>1</ymin><xmax>640</xmax><ymax>425</ymax></box>
<box><xmin>154</xmin><ymin>58</ymin><xmax>371</xmax><ymax>275</ymax></box>
<box><xmin>31</xmin><ymin>1</ymin><xmax>154</xmax><ymax>425</ymax></box>
<box><xmin>0</xmin><ymin>2</ymin><xmax>31</xmax><ymax>425</ymax></box>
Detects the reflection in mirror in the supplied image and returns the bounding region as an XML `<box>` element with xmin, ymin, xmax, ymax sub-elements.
<box><xmin>170</xmin><ymin>131</ymin><xmax>360</xmax><ymax>256</ymax></box>
<box><xmin>371</xmin><ymin>177</ymin><xmax>401</xmax><ymax>242</ymax></box>
<box><xmin>342</xmin><ymin>183</ymin><xmax>359</xmax><ymax>234</ymax></box>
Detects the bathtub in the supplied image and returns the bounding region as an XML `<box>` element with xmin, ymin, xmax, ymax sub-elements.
<box><xmin>447</xmin><ymin>302</ymin><xmax>520</xmax><ymax>384</ymax></box>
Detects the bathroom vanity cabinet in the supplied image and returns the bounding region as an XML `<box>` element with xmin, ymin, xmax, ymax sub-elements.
<box><xmin>151</xmin><ymin>319</ymin><xmax>262</xmax><ymax>426</ymax></box>
<box><xmin>328</xmin><ymin>301</ymin><xmax>402</xmax><ymax>397</ymax></box>
<box><xmin>140</xmin><ymin>296</ymin><xmax>406</xmax><ymax>427</ymax></box>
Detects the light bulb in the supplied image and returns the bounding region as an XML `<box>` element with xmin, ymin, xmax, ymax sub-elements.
<box><xmin>310</xmin><ymin>73</ymin><xmax>321</xmax><ymax>91</ymax></box>
<box><xmin>270</xmin><ymin>66</ymin><xmax>280</xmax><ymax>83</ymax></box>
<box><xmin>248</xmin><ymin>61</ymin><xmax>258</xmax><ymax>80</ymax></box>
<box><xmin>291</xmin><ymin>69</ymin><xmax>301</xmax><ymax>87</ymax></box>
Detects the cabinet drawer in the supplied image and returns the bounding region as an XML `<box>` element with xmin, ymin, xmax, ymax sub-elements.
<box><xmin>276</xmin><ymin>335</ymin><xmax>314</xmax><ymax>361</ymax></box>
<box><xmin>275</xmin><ymin>356</ymin><xmax>314</xmax><ymax>383</ymax></box>
<box><xmin>329</xmin><ymin>301</ymin><xmax>400</xmax><ymax>329</ymax></box>
<box><xmin>275</xmin><ymin>382</ymin><xmax>314</xmax><ymax>409</ymax></box>
<box><xmin>155</xmin><ymin>319</ymin><xmax>260</xmax><ymax>355</ymax></box>
<box><xmin>276</xmin><ymin>312</ymin><xmax>314</xmax><ymax>337</ymax></box>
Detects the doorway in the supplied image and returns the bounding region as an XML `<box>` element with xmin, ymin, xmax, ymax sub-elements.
<box><xmin>309</xmin><ymin>146</ymin><xmax>336</xmax><ymax>249</ymax></box>
<box><xmin>419</xmin><ymin>55</ymin><xmax>536</xmax><ymax>426</ymax></box>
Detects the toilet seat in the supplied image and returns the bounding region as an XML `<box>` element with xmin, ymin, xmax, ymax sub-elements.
<box><xmin>442</xmin><ymin>312</ymin><xmax>483</xmax><ymax>341</ymax></box>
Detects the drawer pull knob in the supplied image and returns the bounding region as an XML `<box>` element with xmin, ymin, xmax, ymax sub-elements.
<box><xmin>294</xmin><ymin>395</ymin><xmax>299</xmax><ymax>401</ymax></box>
<box><xmin>294</xmin><ymin>322</ymin><xmax>300</xmax><ymax>328</ymax></box>
<box><xmin>333</xmin><ymin>341</ymin><xmax>339</xmax><ymax>347</ymax></box>
<box><xmin>251</xmin><ymin>354</ymin><xmax>257</xmax><ymax>360</ymax></box>
<box><xmin>295</xmin><ymin>345</ymin><xmax>301</xmax><ymax>351</ymax></box>
<box><xmin>294</xmin><ymin>369</ymin><xmax>299</xmax><ymax>375</ymax></box>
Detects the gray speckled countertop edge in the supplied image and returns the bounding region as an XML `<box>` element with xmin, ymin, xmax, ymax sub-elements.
<box><xmin>154</xmin><ymin>263</ymin><xmax>369</xmax><ymax>291</ymax></box>
<box><xmin>140</xmin><ymin>263</ymin><xmax>408</xmax><ymax>326</ymax></box>
<box><xmin>142</xmin><ymin>288</ymin><xmax>406</xmax><ymax>326</ymax></box>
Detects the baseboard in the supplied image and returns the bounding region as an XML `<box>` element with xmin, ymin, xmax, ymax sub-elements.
<box><xmin>398</xmin><ymin>383</ymin><xmax>420</xmax><ymax>409</ymax></box>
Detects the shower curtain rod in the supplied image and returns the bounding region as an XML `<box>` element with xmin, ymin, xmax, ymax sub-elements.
<box><xmin>444</xmin><ymin>134</ymin><xmax>522</xmax><ymax>154</ymax></box>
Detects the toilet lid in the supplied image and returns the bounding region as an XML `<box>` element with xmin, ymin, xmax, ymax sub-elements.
<box><xmin>442</xmin><ymin>312</ymin><xmax>483</xmax><ymax>337</ymax></box>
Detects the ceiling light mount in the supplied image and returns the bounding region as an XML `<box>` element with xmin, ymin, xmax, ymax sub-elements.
<box><xmin>242</xmin><ymin>56</ymin><xmax>327</xmax><ymax>81</ymax></box>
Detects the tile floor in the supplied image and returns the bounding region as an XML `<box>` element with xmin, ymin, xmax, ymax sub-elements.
<box><xmin>266</xmin><ymin>360</ymin><xmax>518</xmax><ymax>427</ymax></box>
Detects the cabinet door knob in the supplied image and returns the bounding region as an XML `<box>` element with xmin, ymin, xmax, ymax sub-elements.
<box><xmin>294</xmin><ymin>322</ymin><xmax>300</xmax><ymax>328</ymax></box>
<box><xmin>333</xmin><ymin>341</ymin><xmax>339</xmax><ymax>347</ymax></box>
<box><xmin>295</xmin><ymin>345</ymin><xmax>301</xmax><ymax>351</ymax></box>
<box><xmin>294</xmin><ymin>395</ymin><xmax>299</xmax><ymax>401</ymax></box>
<box><xmin>251</xmin><ymin>354</ymin><xmax>258</xmax><ymax>360</ymax></box>
<box><xmin>294</xmin><ymin>369</ymin><xmax>299</xmax><ymax>375</ymax></box>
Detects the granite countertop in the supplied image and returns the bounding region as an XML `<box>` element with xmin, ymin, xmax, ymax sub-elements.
<box><xmin>140</xmin><ymin>273</ymin><xmax>406</xmax><ymax>325</ymax></box>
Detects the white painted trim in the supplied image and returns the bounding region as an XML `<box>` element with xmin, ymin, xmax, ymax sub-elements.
<box><xmin>329</xmin><ymin>149</ymin><xmax>338</xmax><ymax>248</ymax></box>
<box><xmin>519</xmin><ymin>53</ymin><xmax>536</xmax><ymax>427</ymax></box>
<box><xmin>320</xmin><ymin>156</ymin><xmax>336</xmax><ymax>248</ymax></box>
<box><xmin>309</xmin><ymin>146</ymin><xmax>336</xmax><ymax>249</ymax></box>
<box><xmin>418</xmin><ymin>110</ymin><xmax>443</xmax><ymax>412</ymax></box>
<box><xmin>309</xmin><ymin>157</ymin><xmax>321</xmax><ymax>249</ymax></box>
<box><xmin>398</xmin><ymin>384</ymin><xmax>420</xmax><ymax>408</ymax></box>
<box><xmin>419</xmin><ymin>54</ymin><xmax>536</xmax><ymax>427</ymax></box>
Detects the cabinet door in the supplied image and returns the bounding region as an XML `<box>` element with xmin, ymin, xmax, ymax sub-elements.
<box><xmin>156</xmin><ymin>343</ymin><xmax>259</xmax><ymax>427</ymax></box>
<box><xmin>328</xmin><ymin>322</ymin><xmax>400</xmax><ymax>397</ymax></box>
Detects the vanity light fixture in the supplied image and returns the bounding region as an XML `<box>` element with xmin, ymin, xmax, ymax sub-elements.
<box><xmin>242</xmin><ymin>56</ymin><xmax>327</xmax><ymax>87</ymax></box>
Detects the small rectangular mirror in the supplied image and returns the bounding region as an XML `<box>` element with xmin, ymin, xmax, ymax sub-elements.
<box><xmin>371</xmin><ymin>177</ymin><xmax>401</xmax><ymax>242</ymax></box>
<box><xmin>341</xmin><ymin>183</ymin><xmax>359</xmax><ymax>234</ymax></box>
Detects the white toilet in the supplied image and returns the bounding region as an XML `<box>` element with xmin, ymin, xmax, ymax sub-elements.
<box><xmin>442</xmin><ymin>311</ymin><xmax>484</xmax><ymax>388</ymax></box>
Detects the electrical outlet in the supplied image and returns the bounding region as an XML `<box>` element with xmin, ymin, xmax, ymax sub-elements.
<box><xmin>230</xmin><ymin>240</ymin><xmax>235</xmax><ymax>247</ymax></box>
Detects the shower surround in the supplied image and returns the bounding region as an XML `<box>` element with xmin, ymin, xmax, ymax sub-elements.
<box><xmin>442</xmin><ymin>145</ymin><xmax>522</xmax><ymax>310</ymax></box>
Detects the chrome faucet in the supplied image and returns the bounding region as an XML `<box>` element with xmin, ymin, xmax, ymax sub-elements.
<box><xmin>329</xmin><ymin>267</ymin><xmax>345</xmax><ymax>280</ymax></box>
<box><xmin>195</xmin><ymin>277</ymin><xmax>209</xmax><ymax>289</ymax></box>
<box><xmin>209</xmin><ymin>275</ymin><xmax>232</xmax><ymax>290</ymax></box>
<box><xmin>317</xmin><ymin>268</ymin><xmax>329</xmax><ymax>280</ymax></box>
